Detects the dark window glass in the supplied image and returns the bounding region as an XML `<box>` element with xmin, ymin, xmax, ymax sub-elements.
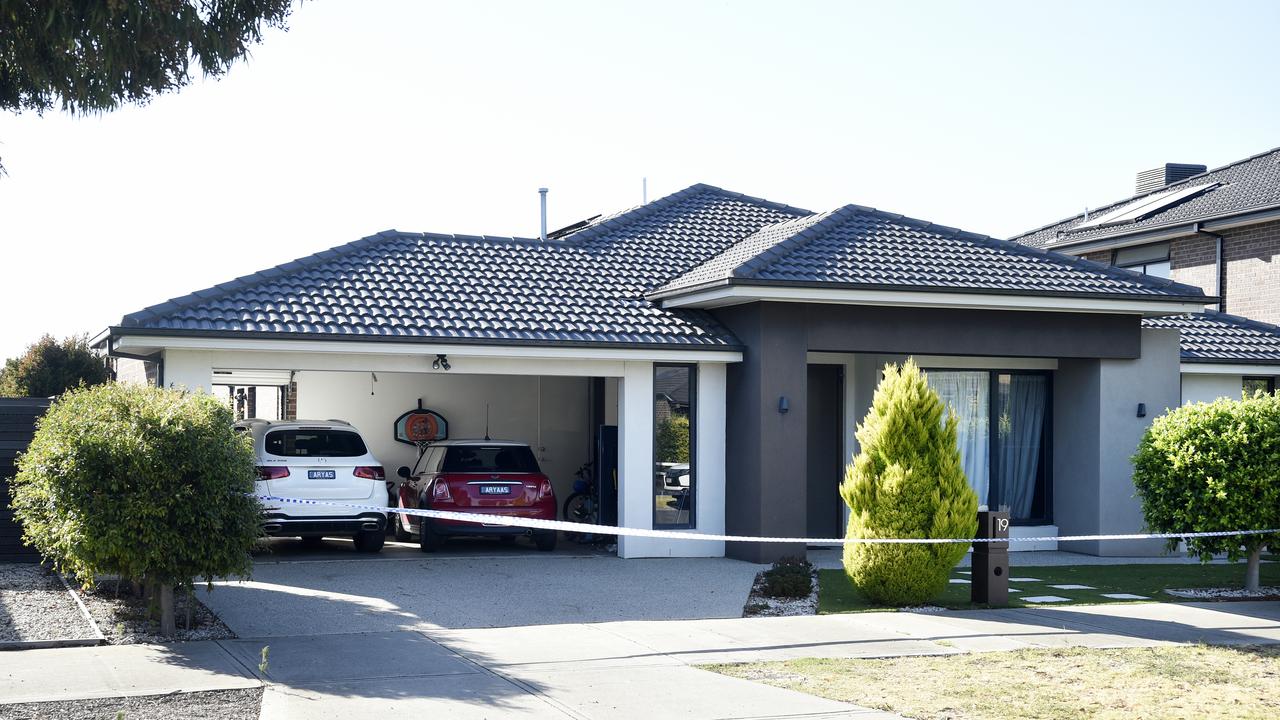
<box><xmin>265</xmin><ymin>429</ymin><xmax>368</xmax><ymax>457</ymax></box>
<box><xmin>1244</xmin><ymin>377</ymin><xmax>1276</xmax><ymax>396</ymax></box>
<box><xmin>441</xmin><ymin>446</ymin><xmax>540</xmax><ymax>473</ymax></box>
<box><xmin>654</xmin><ymin>364</ymin><xmax>696</xmax><ymax>528</ymax></box>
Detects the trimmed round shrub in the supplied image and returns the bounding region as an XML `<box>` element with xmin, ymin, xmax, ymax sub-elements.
<box><xmin>9</xmin><ymin>383</ymin><xmax>262</xmax><ymax>592</ymax></box>
<box><xmin>1133</xmin><ymin>393</ymin><xmax>1280</xmax><ymax>591</ymax></box>
<box><xmin>759</xmin><ymin>556</ymin><xmax>814</xmax><ymax>599</ymax></box>
<box><xmin>841</xmin><ymin>359</ymin><xmax>978</xmax><ymax>606</ymax></box>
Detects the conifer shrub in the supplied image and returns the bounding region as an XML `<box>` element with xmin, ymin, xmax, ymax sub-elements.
<box><xmin>841</xmin><ymin>359</ymin><xmax>978</xmax><ymax>606</ymax></box>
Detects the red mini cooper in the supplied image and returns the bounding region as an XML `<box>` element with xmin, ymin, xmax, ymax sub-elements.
<box><xmin>394</xmin><ymin>440</ymin><xmax>558</xmax><ymax>552</ymax></box>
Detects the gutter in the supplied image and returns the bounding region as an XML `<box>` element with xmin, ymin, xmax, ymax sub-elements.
<box><xmin>1192</xmin><ymin>222</ymin><xmax>1226</xmax><ymax>313</ymax></box>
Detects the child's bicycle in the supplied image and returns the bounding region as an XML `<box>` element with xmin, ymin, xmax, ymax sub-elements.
<box><xmin>561</xmin><ymin>461</ymin><xmax>610</xmax><ymax>543</ymax></box>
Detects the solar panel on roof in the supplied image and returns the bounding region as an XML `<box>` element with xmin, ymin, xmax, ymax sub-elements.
<box><xmin>1074</xmin><ymin>182</ymin><xmax>1220</xmax><ymax>231</ymax></box>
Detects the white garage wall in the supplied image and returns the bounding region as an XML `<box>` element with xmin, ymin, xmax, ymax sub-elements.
<box><xmin>1181</xmin><ymin>373</ymin><xmax>1242</xmax><ymax>405</ymax></box>
<box><xmin>295</xmin><ymin>371</ymin><xmax>592</xmax><ymax>503</ymax></box>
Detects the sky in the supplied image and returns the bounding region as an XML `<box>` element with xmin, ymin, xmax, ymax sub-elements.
<box><xmin>2</xmin><ymin>0</ymin><xmax>1279</xmax><ymax>362</ymax></box>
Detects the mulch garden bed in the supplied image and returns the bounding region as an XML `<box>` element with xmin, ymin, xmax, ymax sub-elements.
<box><xmin>70</xmin><ymin>577</ymin><xmax>236</xmax><ymax>644</ymax></box>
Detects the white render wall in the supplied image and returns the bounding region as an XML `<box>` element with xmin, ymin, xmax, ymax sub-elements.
<box><xmin>1180</xmin><ymin>373</ymin><xmax>1243</xmax><ymax>405</ymax></box>
<box><xmin>296</xmin><ymin>371</ymin><xmax>592</xmax><ymax>503</ymax></box>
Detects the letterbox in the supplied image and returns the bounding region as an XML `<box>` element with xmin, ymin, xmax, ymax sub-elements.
<box><xmin>971</xmin><ymin>510</ymin><xmax>1010</xmax><ymax>606</ymax></box>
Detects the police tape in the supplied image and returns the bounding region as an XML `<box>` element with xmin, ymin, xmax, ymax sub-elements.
<box><xmin>255</xmin><ymin>494</ymin><xmax>1280</xmax><ymax>546</ymax></box>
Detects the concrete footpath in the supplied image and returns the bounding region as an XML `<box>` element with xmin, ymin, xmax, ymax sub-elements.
<box><xmin>2</xmin><ymin>601</ymin><xmax>1279</xmax><ymax>719</ymax></box>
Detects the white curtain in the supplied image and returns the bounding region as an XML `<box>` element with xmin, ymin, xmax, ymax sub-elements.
<box><xmin>927</xmin><ymin>371</ymin><xmax>990</xmax><ymax>506</ymax></box>
<box><xmin>996</xmin><ymin>374</ymin><xmax>1047</xmax><ymax>519</ymax></box>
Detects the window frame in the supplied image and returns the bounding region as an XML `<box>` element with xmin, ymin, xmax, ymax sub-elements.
<box><xmin>652</xmin><ymin>363</ymin><xmax>697</xmax><ymax>530</ymax></box>
<box><xmin>1111</xmin><ymin>241</ymin><xmax>1171</xmax><ymax>278</ymax></box>
<box><xmin>924</xmin><ymin>367</ymin><xmax>1054</xmax><ymax>525</ymax></box>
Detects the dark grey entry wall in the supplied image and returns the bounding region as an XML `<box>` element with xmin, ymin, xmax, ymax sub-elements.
<box><xmin>713</xmin><ymin>301</ymin><xmax>1146</xmax><ymax>563</ymax></box>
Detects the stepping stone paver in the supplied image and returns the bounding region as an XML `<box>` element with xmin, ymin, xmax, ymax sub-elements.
<box><xmin>1100</xmin><ymin>593</ymin><xmax>1150</xmax><ymax>600</ymax></box>
<box><xmin>949</xmin><ymin>579</ymin><xmax>971</xmax><ymax>584</ymax></box>
<box><xmin>1009</xmin><ymin>577</ymin><xmax>1042</xmax><ymax>582</ymax></box>
<box><xmin>1022</xmin><ymin>595</ymin><xmax>1072</xmax><ymax>603</ymax></box>
<box><xmin>1049</xmin><ymin>584</ymin><xmax>1096</xmax><ymax>590</ymax></box>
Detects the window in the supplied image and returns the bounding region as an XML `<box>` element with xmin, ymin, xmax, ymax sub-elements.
<box><xmin>412</xmin><ymin>445</ymin><xmax>445</xmax><ymax>476</ymax></box>
<box><xmin>926</xmin><ymin>370</ymin><xmax>1052</xmax><ymax>524</ymax></box>
<box><xmin>1243</xmin><ymin>377</ymin><xmax>1276</xmax><ymax>396</ymax></box>
<box><xmin>265</xmin><ymin>429</ymin><xmax>368</xmax><ymax>457</ymax></box>
<box><xmin>654</xmin><ymin>364</ymin><xmax>696</xmax><ymax>528</ymax></box>
<box><xmin>1112</xmin><ymin>242</ymin><xmax>1171</xmax><ymax>279</ymax></box>
<box><xmin>441</xmin><ymin>445</ymin><xmax>541</xmax><ymax>473</ymax></box>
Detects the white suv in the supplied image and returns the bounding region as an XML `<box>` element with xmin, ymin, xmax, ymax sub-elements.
<box><xmin>238</xmin><ymin>419</ymin><xmax>389</xmax><ymax>553</ymax></box>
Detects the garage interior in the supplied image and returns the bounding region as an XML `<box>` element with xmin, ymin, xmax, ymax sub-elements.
<box><xmin>213</xmin><ymin>369</ymin><xmax>623</xmax><ymax>530</ymax></box>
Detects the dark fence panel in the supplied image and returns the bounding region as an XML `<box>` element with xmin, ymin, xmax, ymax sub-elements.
<box><xmin>0</xmin><ymin>398</ymin><xmax>51</xmax><ymax>562</ymax></box>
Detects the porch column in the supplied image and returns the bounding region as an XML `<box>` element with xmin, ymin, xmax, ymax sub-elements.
<box><xmin>162</xmin><ymin>349</ymin><xmax>214</xmax><ymax>394</ymax></box>
<box><xmin>718</xmin><ymin>303</ymin><xmax>809</xmax><ymax>564</ymax></box>
<box><xmin>617</xmin><ymin>361</ymin><xmax>654</xmax><ymax>558</ymax></box>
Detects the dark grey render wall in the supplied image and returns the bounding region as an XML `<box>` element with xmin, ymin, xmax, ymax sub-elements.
<box><xmin>719</xmin><ymin>304</ymin><xmax>809</xmax><ymax>563</ymax></box>
<box><xmin>1053</xmin><ymin>359</ymin><xmax>1103</xmax><ymax>554</ymax></box>
<box><xmin>805</xmin><ymin>305</ymin><xmax>1141</xmax><ymax>359</ymax></box>
<box><xmin>713</xmin><ymin>301</ymin><xmax>1152</xmax><ymax>563</ymax></box>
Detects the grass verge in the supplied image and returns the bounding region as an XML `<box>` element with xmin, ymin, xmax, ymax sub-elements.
<box><xmin>819</xmin><ymin>562</ymin><xmax>1280</xmax><ymax>612</ymax></box>
<box><xmin>709</xmin><ymin>645</ymin><xmax>1280</xmax><ymax>720</ymax></box>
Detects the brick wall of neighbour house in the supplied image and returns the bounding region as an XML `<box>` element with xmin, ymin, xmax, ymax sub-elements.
<box><xmin>1170</xmin><ymin>234</ymin><xmax>1219</xmax><ymax>302</ymax></box>
<box><xmin>113</xmin><ymin>357</ymin><xmax>158</xmax><ymax>386</ymax></box>
<box><xmin>1222</xmin><ymin>220</ymin><xmax>1280</xmax><ymax>324</ymax></box>
<box><xmin>284</xmin><ymin>382</ymin><xmax>297</xmax><ymax>420</ymax></box>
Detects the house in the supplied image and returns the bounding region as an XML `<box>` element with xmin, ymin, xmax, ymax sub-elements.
<box><xmin>95</xmin><ymin>184</ymin><xmax>1210</xmax><ymax>562</ymax></box>
<box><xmin>1011</xmin><ymin>148</ymin><xmax>1280</xmax><ymax>401</ymax></box>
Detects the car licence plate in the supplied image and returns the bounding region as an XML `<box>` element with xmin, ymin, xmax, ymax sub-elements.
<box><xmin>308</xmin><ymin>470</ymin><xmax>337</xmax><ymax>480</ymax></box>
<box><xmin>479</xmin><ymin>485</ymin><xmax>511</xmax><ymax>495</ymax></box>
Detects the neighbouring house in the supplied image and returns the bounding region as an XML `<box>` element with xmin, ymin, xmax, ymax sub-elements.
<box><xmin>96</xmin><ymin>184</ymin><xmax>1211</xmax><ymax>561</ymax></box>
<box><xmin>1011</xmin><ymin>148</ymin><xmax>1280</xmax><ymax>401</ymax></box>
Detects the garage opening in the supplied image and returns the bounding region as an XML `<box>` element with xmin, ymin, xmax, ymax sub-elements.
<box><xmin>250</xmin><ymin>369</ymin><xmax>622</xmax><ymax>550</ymax></box>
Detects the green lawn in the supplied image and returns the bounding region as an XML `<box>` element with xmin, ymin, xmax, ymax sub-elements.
<box><xmin>818</xmin><ymin>562</ymin><xmax>1280</xmax><ymax>612</ymax></box>
<box><xmin>709</xmin><ymin>645</ymin><xmax>1280</xmax><ymax>720</ymax></box>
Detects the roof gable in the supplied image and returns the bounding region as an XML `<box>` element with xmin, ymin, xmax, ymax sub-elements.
<box><xmin>655</xmin><ymin>204</ymin><xmax>1208</xmax><ymax>301</ymax></box>
<box><xmin>119</xmin><ymin>185</ymin><xmax>806</xmax><ymax>348</ymax></box>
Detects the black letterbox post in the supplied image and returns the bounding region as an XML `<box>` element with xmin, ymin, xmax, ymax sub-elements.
<box><xmin>971</xmin><ymin>510</ymin><xmax>1010</xmax><ymax>606</ymax></box>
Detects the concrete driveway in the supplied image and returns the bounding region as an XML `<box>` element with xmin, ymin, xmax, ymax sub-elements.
<box><xmin>200</xmin><ymin>536</ymin><xmax>765</xmax><ymax>636</ymax></box>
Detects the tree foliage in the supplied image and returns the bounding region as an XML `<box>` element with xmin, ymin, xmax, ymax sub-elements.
<box><xmin>0</xmin><ymin>334</ymin><xmax>109</xmax><ymax>397</ymax></box>
<box><xmin>656</xmin><ymin>415</ymin><xmax>691</xmax><ymax>464</ymax></box>
<box><xmin>1133</xmin><ymin>393</ymin><xmax>1280</xmax><ymax>590</ymax></box>
<box><xmin>0</xmin><ymin>0</ymin><xmax>294</xmax><ymax>115</ymax></box>
<box><xmin>841</xmin><ymin>359</ymin><xmax>978</xmax><ymax>606</ymax></box>
<box><xmin>10</xmin><ymin>383</ymin><xmax>262</xmax><ymax>596</ymax></box>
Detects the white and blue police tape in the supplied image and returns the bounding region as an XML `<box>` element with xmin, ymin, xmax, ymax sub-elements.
<box><xmin>256</xmin><ymin>494</ymin><xmax>1280</xmax><ymax>545</ymax></box>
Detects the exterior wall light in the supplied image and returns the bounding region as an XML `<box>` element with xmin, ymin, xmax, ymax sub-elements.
<box><xmin>432</xmin><ymin>354</ymin><xmax>451</xmax><ymax>371</ymax></box>
<box><xmin>778</xmin><ymin>395</ymin><xmax>789</xmax><ymax>414</ymax></box>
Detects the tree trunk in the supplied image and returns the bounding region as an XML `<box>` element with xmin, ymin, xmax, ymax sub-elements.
<box><xmin>1245</xmin><ymin>546</ymin><xmax>1262</xmax><ymax>592</ymax></box>
<box><xmin>159</xmin><ymin>584</ymin><xmax>176</xmax><ymax>638</ymax></box>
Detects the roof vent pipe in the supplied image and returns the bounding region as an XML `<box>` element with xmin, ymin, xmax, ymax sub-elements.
<box><xmin>538</xmin><ymin>187</ymin><xmax>548</xmax><ymax>241</ymax></box>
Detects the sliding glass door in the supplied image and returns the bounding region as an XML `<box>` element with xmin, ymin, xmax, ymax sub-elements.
<box><xmin>926</xmin><ymin>370</ymin><xmax>1051</xmax><ymax>523</ymax></box>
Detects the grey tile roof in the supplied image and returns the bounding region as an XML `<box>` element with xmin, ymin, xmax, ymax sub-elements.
<box><xmin>119</xmin><ymin>185</ymin><xmax>808</xmax><ymax>348</ymax></box>
<box><xmin>1143</xmin><ymin>312</ymin><xmax>1280</xmax><ymax>365</ymax></box>
<box><xmin>1013</xmin><ymin>146</ymin><xmax>1280</xmax><ymax>249</ymax></box>
<box><xmin>655</xmin><ymin>205</ymin><xmax>1208</xmax><ymax>301</ymax></box>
